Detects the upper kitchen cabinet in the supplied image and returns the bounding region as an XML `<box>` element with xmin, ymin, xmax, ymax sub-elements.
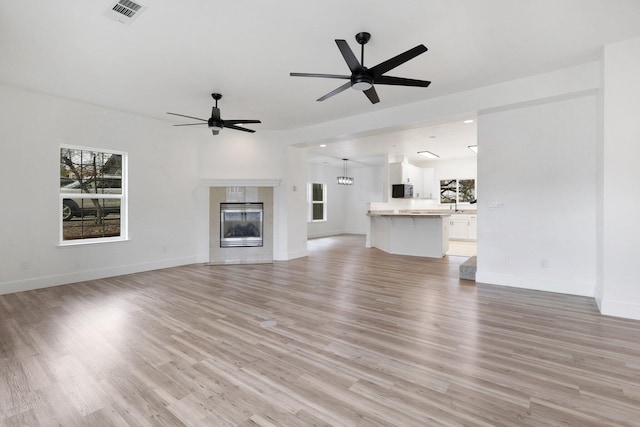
<box><xmin>389</xmin><ymin>162</ymin><xmax>423</xmax><ymax>198</ymax></box>
<box><xmin>389</xmin><ymin>162</ymin><xmax>435</xmax><ymax>199</ymax></box>
<box><xmin>422</xmin><ymin>168</ymin><xmax>435</xmax><ymax>199</ymax></box>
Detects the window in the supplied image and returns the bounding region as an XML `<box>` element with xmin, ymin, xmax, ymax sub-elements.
<box><xmin>60</xmin><ymin>146</ymin><xmax>127</xmax><ymax>244</ymax></box>
<box><xmin>309</xmin><ymin>183</ymin><xmax>326</xmax><ymax>222</ymax></box>
<box><xmin>440</xmin><ymin>178</ymin><xmax>476</xmax><ymax>204</ymax></box>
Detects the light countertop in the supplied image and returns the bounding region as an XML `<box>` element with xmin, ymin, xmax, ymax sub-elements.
<box><xmin>367</xmin><ymin>211</ymin><xmax>451</xmax><ymax>217</ymax></box>
<box><xmin>367</xmin><ymin>209</ymin><xmax>477</xmax><ymax>217</ymax></box>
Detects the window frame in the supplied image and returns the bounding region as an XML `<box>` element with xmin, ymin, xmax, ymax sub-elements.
<box><xmin>308</xmin><ymin>182</ymin><xmax>327</xmax><ymax>223</ymax></box>
<box><xmin>59</xmin><ymin>145</ymin><xmax>128</xmax><ymax>246</ymax></box>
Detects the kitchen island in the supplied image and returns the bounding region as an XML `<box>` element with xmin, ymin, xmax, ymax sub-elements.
<box><xmin>366</xmin><ymin>211</ymin><xmax>451</xmax><ymax>258</ymax></box>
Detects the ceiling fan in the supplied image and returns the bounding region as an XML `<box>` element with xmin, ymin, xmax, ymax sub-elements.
<box><xmin>167</xmin><ymin>93</ymin><xmax>261</xmax><ymax>135</ymax></box>
<box><xmin>290</xmin><ymin>32</ymin><xmax>431</xmax><ymax>104</ymax></box>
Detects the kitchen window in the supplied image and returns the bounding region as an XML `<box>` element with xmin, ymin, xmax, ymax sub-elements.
<box><xmin>60</xmin><ymin>146</ymin><xmax>127</xmax><ymax>244</ymax></box>
<box><xmin>309</xmin><ymin>182</ymin><xmax>326</xmax><ymax>222</ymax></box>
<box><xmin>440</xmin><ymin>178</ymin><xmax>475</xmax><ymax>204</ymax></box>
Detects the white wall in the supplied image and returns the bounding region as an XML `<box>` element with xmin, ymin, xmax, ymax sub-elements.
<box><xmin>0</xmin><ymin>84</ymin><xmax>201</xmax><ymax>294</ymax></box>
<box><xmin>193</xmin><ymin>130</ymin><xmax>307</xmax><ymax>261</ymax></box>
<box><xmin>476</xmin><ymin>94</ymin><xmax>597</xmax><ymax>296</ymax></box>
<box><xmin>307</xmin><ymin>163</ymin><xmax>347</xmax><ymax>238</ymax></box>
<box><xmin>599</xmin><ymin>36</ymin><xmax>640</xmax><ymax>319</ymax></box>
<box><xmin>286</xmin><ymin>146</ymin><xmax>309</xmax><ymax>258</ymax></box>
<box><xmin>345</xmin><ymin>165</ymin><xmax>385</xmax><ymax>234</ymax></box>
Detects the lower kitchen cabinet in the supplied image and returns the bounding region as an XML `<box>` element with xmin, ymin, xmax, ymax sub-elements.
<box><xmin>449</xmin><ymin>214</ymin><xmax>477</xmax><ymax>241</ymax></box>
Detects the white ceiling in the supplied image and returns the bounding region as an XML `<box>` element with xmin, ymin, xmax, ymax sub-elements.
<box><xmin>2</xmin><ymin>0</ymin><xmax>640</xmax><ymax>165</ymax></box>
<box><xmin>306</xmin><ymin>117</ymin><xmax>478</xmax><ymax>168</ymax></box>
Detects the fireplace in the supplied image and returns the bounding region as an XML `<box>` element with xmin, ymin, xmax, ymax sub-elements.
<box><xmin>220</xmin><ymin>202</ymin><xmax>263</xmax><ymax>248</ymax></box>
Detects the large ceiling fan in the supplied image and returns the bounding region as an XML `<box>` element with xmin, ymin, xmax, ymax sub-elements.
<box><xmin>167</xmin><ymin>93</ymin><xmax>261</xmax><ymax>135</ymax></box>
<box><xmin>290</xmin><ymin>32</ymin><xmax>431</xmax><ymax>104</ymax></box>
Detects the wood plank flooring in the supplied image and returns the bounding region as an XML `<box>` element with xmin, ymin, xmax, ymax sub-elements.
<box><xmin>2</xmin><ymin>234</ymin><xmax>640</xmax><ymax>426</ymax></box>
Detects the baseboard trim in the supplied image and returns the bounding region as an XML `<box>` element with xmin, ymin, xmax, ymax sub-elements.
<box><xmin>0</xmin><ymin>256</ymin><xmax>199</xmax><ymax>295</ymax></box>
<box><xmin>285</xmin><ymin>249</ymin><xmax>308</xmax><ymax>260</ymax></box>
<box><xmin>475</xmin><ymin>270</ymin><xmax>595</xmax><ymax>297</ymax></box>
<box><xmin>307</xmin><ymin>230</ymin><xmax>344</xmax><ymax>239</ymax></box>
<box><xmin>599</xmin><ymin>298</ymin><xmax>640</xmax><ymax>320</ymax></box>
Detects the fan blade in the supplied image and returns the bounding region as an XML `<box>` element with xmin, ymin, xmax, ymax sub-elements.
<box><xmin>173</xmin><ymin>123</ymin><xmax>208</xmax><ymax>126</ymax></box>
<box><xmin>375</xmin><ymin>75</ymin><xmax>431</xmax><ymax>87</ymax></box>
<box><xmin>317</xmin><ymin>82</ymin><xmax>351</xmax><ymax>102</ymax></box>
<box><xmin>167</xmin><ymin>112</ymin><xmax>207</xmax><ymax>122</ymax></box>
<box><xmin>212</xmin><ymin>130</ymin><xmax>219</xmax><ymax>136</ymax></box>
<box><xmin>363</xmin><ymin>86</ymin><xmax>380</xmax><ymax>104</ymax></box>
<box><xmin>211</xmin><ymin>107</ymin><xmax>221</xmax><ymax>121</ymax></box>
<box><xmin>290</xmin><ymin>72</ymin><xmax>351</xmax><ymax>80</ymax></box>
<box><xmin>223</xmin><ymin>119</ymin><xmax>261</xmax><ymax>125</ymax></box>
<box><xmin>369</xmin><ymin>44</ymin><xmax>428</xmax><ymax>76</ymax></box>
<box><xmin>225</xmin><ymin>124</ymin><xmax>256</xmax><ymax>133</ymax></box>
<box><xmin>335</xmin><ymin>39</ymin><xmax>363</xmax><ymax>73</ymax></box>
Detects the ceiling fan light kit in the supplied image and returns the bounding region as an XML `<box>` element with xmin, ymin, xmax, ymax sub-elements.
<box><xmin>290</xmin><ymin>31</ymin><xmax>431</xmax><ymax>104</ymax></box>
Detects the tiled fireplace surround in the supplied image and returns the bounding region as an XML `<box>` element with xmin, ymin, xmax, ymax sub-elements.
<box><xmin>208</xmin><ymin>185</ymin><xmax>274</xmax><ymax>265</ymax></box>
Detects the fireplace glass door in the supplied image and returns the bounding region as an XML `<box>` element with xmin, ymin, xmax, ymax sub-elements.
<box><xmin>220</xmin><ymin>203</ymin><xmax>263</xmax><ymax>247</ymax></box>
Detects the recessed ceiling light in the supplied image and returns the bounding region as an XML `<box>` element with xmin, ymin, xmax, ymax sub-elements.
<box><xmin>464</xmin><ymin>119</ymin><xmax>474</xmax><ymax>124</ymax></box>
<box><xmin>429</xmin><ymin>135</ymin><xmax>436</xmax><ymax>139</ymax></box>
<box><xmin>320</xmin><ymin>144</ymin><xmax>327</xmax><ymax>147</ymax></box>
<box><xmin>418</xmin><ymin>151</ymin><xmax>439</xmax><ymax>159</ymax></box>
<box><xmin>468</xmin><ymin>145</ymin><xmax>478</xmax><ymax>153</ymax></box>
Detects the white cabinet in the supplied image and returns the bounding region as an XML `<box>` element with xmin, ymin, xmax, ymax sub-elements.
<box><xmin>389</xmin><ymin>162</ymin><xmax>423</xmax><ymax>198</ymax></box>
<box><xmin>389</xmin><ymin>162</ymin><xmax>427</xmax><ymax>198</ymax></box>
<box><xmin>467</xmin><ymin>215</ymin><xmax>477</xmax><ymax>239</ymax></box>
<box><xmin>448</xmin><ymin>214</ymin><xmax>477</xmax><ymax>241</ymax></box>
<box><xmin>422</xmin><ymin>168</ymin><xmax>435</xmax><ymax>199</ymax></box>
<box><xmin>450</xmin><ymin>216</ymin><xmax>469</xmax><ymax>239</ymax></box>
<box><xmin>388</xmin><ymin>162</ymin><xmax>406</xmax><ymax>185</ymax></box>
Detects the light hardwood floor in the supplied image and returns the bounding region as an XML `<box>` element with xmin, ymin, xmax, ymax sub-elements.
<box><xmin>1</xmin><ymin>234</ymin><xmax>640</xmax><ymax>426</ymax></box>
<box><xmin>446</xmin><ymin>241</ymin><xmax>477</xmax><ymax>257</ymax></box>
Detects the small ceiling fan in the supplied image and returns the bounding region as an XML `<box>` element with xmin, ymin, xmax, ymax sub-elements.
<box><xmin>167</xmin><ymin>93</ymin><xmax>261</xmax><ymax>135</ymax></box>
<box><xmin>290</xmin><ymin>32</ymin><xmax>431</xmax><ymax>104</ymax></box>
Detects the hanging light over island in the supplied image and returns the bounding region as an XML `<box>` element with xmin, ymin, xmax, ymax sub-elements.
<box><xmin>337</xmin><ymin>158</ymin><xmax>354</xmax><ymax>185</ymax></box>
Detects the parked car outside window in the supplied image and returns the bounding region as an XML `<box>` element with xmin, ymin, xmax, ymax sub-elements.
<box><xmin>61</xmin><ymin>176</ymin><xmax>122</xmax><ymax>221</ymax></box>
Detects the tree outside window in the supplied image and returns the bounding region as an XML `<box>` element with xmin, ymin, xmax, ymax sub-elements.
<box><xmin>60</xmin><ymin>146</ymin><xmax>127</xmax><ymax>243</ymax></box>
<box><xmin>440</xmin><ymin>178</ymin><xmax>476</xmax><ymax>204</ymax></box>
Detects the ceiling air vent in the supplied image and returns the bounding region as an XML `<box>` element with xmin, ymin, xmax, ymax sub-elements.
<box><xmin>104</xmin><ymin>0</ymin><xmax>147</xmax><ymax>25</ymax></box>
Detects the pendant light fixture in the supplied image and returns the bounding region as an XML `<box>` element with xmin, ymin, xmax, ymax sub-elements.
<box><xmin>337</xmin><ymin>158</ymin><xmax>354</xmax><ymax>185</ymax></box>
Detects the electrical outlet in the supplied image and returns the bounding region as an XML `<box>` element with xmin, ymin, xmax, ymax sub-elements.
<box><xmin>541</xmin><ymin>258</ymin><xmax>549</xmax><ymax>268</ymax></box>
<box><xmin>20</xmin><ymin>261</ymin><xmax>29</xmax><ymax>271</ymax></box>
<box><xmin>162</xmin><ymin>246</ymin><xmax>167</xmax><ymax>253</ymax></box>
<box><xmin>504</xmin><ymin>256</ymin><xmax>510</xmax><ymax>265</ymax></box>
<box><xmin>74</xmin><ymin>260</ymin><xmax>81</xmax><ymax>270</ymax></box>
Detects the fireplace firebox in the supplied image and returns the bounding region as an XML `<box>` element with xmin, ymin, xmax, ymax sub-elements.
<box><xmin>220</xmin><ymin>203</ymin><xmax>263</xmax><ymax>248</ymax></box>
